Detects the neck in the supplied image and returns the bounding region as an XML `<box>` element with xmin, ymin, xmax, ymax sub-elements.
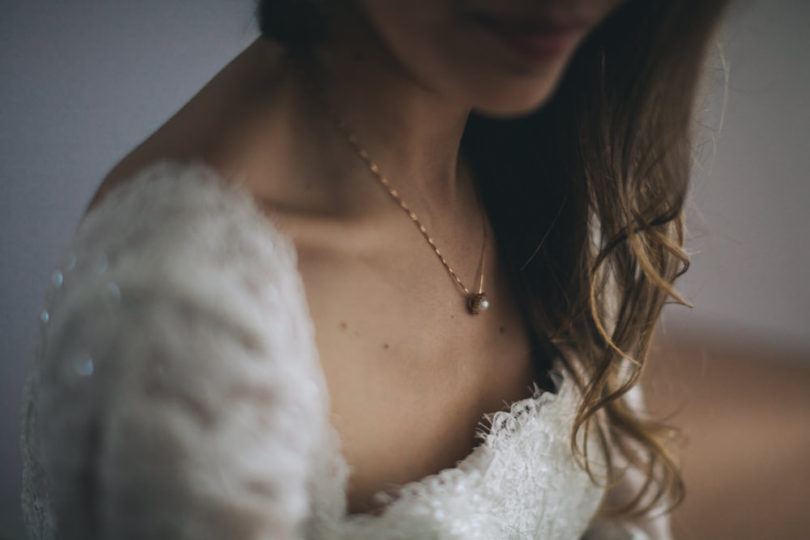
<box><xmin>279</xmin><ymin>34</ymin><xmax>475</xmax><ymax>219</ymax></box>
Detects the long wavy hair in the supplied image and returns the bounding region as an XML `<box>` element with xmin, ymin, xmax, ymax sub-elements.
<box><xmin>258</xmin><ymin>0</ymin><xmax>729</xmax><ymax>518</ymax></box>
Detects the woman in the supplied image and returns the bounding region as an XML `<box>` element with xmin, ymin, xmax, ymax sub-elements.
<box><xmin>21</xmin><ymin>0</ymin><xmax>728</xmax><ymax>538</ymax></box>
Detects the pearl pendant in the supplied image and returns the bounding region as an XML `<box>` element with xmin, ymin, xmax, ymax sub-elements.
<box><xmin>466</xmin><ymin>292</ymin><xmax>490</xmax><ymax>315</ymax></box>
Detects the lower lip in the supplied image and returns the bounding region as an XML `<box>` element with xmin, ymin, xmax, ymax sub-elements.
<box><xmin>480</xmin><ymin>22</ymin><xmax>584</xmax><ymax>63</ymax></box>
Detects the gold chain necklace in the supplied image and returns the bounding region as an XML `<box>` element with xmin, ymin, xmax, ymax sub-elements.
<box><xmin>329</xmin><ymin>115</ymin><xmax>491</xmax><ymax>315</ymax></box>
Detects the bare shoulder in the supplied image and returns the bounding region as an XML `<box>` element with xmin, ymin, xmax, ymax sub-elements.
<box><xmin>84</xmin><ymin>38</ymin><xmax>286</xmax><ymax>216</ymax></box>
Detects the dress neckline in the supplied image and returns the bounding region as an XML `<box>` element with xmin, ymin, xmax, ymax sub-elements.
<box><xmin>343</xmin><ymin>369</ymin><xmax>573</xmax><ymax>519</ymax></box>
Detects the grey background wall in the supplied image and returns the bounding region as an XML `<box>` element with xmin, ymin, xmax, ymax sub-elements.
<box><xmin>662</xmin><ymin>0</ymin><xmax>810</xmax><ymax>356</ymax></box>
<box><xmin>1</xmin><ymin>1</ymin><xmax>808</xmax><ymax>537</ymax></box>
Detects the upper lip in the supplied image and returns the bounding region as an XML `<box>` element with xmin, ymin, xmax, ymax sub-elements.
<box><xmin>470</xmin><ymin>11</ymin><xmax>595</xmax><ymax>33</ymax></box>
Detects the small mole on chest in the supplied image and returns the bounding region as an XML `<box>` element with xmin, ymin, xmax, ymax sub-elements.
<box><xmin>338</xmin><ymin>320</ymin><xmax>360</xmax><ymax>337</ymax></box>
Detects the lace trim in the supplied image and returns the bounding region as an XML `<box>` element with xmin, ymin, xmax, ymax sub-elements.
<box><xmin>338</xmin><ymin>363</ymin><xmax>576</xmax><ymax>523</ymax></box>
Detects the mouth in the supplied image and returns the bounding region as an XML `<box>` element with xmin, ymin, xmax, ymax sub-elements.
<box><xmin>470</xmin><ymin>12</ymin><xmax>593</xmax><ymax>63</ymax></box>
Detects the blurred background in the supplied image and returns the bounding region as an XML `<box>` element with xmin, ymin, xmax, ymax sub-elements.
<box><xmin>1</xmin><ymin>1</ymin><xmax>808</xmax><ymax>538</ymax></box>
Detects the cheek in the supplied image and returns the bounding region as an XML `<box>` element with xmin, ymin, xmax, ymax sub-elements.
<box><xmin>359</xmin><ymin>1</ymin><xmax>456</xmax><ymax>84</ymax></box>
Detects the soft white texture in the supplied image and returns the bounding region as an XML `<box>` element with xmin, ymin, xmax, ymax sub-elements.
<box><xmin>20</xmin><ymin>161</ymin><xmax>672</xmax><ymax>539</ymax></box>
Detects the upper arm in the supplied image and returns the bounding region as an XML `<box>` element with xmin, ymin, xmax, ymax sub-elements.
<box><xmin>23</xmin><ymin>162</ymin><xmax>326</xmax><ymax>539</ymax></box>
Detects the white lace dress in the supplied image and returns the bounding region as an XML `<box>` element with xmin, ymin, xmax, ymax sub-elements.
<box><xmin>20</xmin><ymin>161</ymin><xmax>672</xmax><ymax>539</ymax></box>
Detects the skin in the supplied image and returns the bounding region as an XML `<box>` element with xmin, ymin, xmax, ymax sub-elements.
<box><xmin>88</xmin><ymin>0</ymin><xmax>625</xmax><ymax>515</ymax></box>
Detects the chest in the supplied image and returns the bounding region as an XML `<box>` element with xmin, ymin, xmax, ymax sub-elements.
<box><xmin>291</xmin><ymin>233</ymin><xmax>549</xmax><ymax>514</ymax></box>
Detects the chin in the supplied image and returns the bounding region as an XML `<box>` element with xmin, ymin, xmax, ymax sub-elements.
<box><xmin>461</xmin><ymin>56</ymin><xmax>570</xmax><ymax>118</ymax></box>
<box><xmin>469</xmin><ymin>78</ymin><xmax>560</xmax><ymax>118</ymax></box>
